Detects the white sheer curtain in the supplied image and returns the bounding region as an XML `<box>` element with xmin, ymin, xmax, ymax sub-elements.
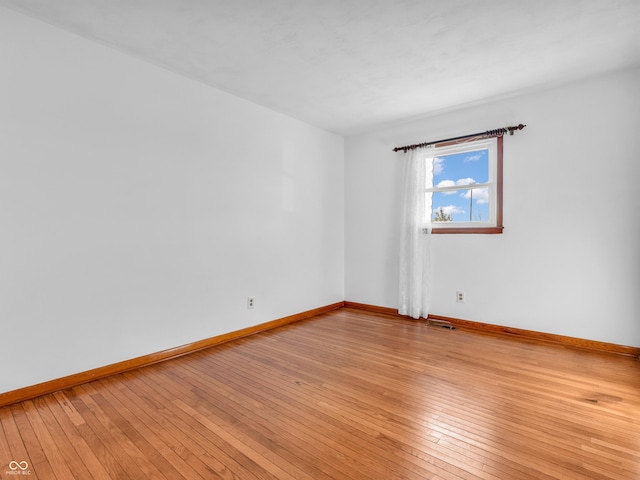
<box><xmin>398</xmin><ymin>146</ymin><xmax>434</xmax><ymax>319</ymax></box>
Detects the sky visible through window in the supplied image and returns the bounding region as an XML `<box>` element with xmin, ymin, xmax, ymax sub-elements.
<box><xmin>431</xmin><ymin>148</ymin><xmax>489</xmax><ymax>222</ymax></box>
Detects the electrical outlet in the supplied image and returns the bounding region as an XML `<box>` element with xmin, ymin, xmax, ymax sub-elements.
<box><xmin>247</xmin><ymin>296</ymin><xmax>255</xmax><ymax>309</ymax></box>
<box><xmin>456</xmin><ymin>291</ymin><xmax>465</xmax><ymax>303</ymax></box>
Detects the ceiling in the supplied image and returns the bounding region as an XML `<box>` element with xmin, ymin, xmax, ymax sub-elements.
<box><xmin>2</xmin><ymin>0</ymin><xmax>639</xmax><ymax>136</ymax></box>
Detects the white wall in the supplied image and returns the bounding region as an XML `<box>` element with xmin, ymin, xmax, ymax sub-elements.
<box><xmin>346</xmin><ymin>67</ymin><xmax>640</xmax><ymax>347</ymax></box>
<box><xmin>0</xmin><ymin>8</ymin><xmax>344</xmax><ymax>393</ymax></box>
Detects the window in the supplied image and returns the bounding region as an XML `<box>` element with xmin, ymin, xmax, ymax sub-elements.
<box><xmin>427</xmin><ymin>136</ymin><xmax>503</xmax><ymax>234</ymax></box>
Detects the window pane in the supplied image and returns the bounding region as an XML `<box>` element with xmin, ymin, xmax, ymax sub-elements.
<box><xmin>432</xmin><ymin>188</ymin><xmax>490</xmax><ymax>223</ymax></box>
<box><xmin>432</xmin><ymin>149</ymin><xmax>489</xmax><ymax>188</ymax></box>
<box><xmin>431</xmin><ymin>148</ymin><xmax>490</xmax><ymax>223</ymax></box>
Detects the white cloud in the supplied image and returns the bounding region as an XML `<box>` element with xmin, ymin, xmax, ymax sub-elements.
<box><xmin>439</xmin><ymin>205</ymin><xmax>465</xmax><ymax>216</ymax></box>
<box><xmin>455</xmin><ymin>177</ymin><xmax>476</xmax><ymax>186</ymax></box>
<box><xmin>436</xmin><ymin>179</ymin><xmax>456</xmax><ymax>188</ymax></box>
<box><xmin>436</xmin><ymin>177</ymin><xmax>477</xmax><ymax>194</ymax></box>
<box><xmin>433</xmin><ymin>157</ymin><xmax>444</xmax><ymax>175</ymax></box>
<box><xmin>464</xmin><ymin>153</ymin><xmax>482</xmax><ymax>162</ymax></box>
<box><xmin>461</xmin><ymin>187</ymin><xmax>489</xmax><ymax>204</ymax></box>
<box><xmin>436</xmin><ymin>179</ymin><xmax>456</xmax><ymax>195</ymax></box>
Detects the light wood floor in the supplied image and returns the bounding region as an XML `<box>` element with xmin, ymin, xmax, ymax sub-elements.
<box><xmin>1</xmin><ymin>307</ymin><xmax>639</xmax><ymax>479</ymax></box>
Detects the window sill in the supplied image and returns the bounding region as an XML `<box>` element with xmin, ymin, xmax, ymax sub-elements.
<box><xmin>432</xmin><ymin>226</ymin><xmax>504</xmax><ymax>234</ymax></box>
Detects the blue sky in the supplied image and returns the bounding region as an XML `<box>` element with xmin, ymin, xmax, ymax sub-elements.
<box><xmin>431</xmin><ymin>148</ymin><xmax>489</xmax><ymax>222</ymax></box>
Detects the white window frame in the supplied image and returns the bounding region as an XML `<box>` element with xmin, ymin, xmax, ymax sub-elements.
<box><xmin>427</xmin><ymin>136</ymin><xmax>503</xmax><ymax>234</ymax></box>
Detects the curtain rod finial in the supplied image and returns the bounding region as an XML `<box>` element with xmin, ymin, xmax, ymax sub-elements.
<box><xmin>507</xmin><ymin>123</ymin><xmax>527</xmax><ymax>135</ymax></box>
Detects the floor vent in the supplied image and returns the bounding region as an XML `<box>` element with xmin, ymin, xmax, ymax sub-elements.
<box><xmin>427</xmin><ymin>318</ymin><xmax>456</xmax><ymax>330</ymax></box>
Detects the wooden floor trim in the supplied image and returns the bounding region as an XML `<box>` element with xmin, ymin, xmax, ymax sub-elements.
<box><xmin>3</xmin><ymin>299</ymin><xmax>636</xmax><ymax>408</ymax></box>
<box><xmin>0</xmin><ymin>301</ymin><xmax>345</xmax><ymax>408</ymax></box>
<box><xmin>344</xmin><ymin>301</ymin><xmax>640</xmax><ymax>358</ymax></box>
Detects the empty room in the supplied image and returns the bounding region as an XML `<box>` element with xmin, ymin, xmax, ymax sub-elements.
<box><xmin>1</xmin><ymin>1</ymin><xmax>639</xmax><ymax>479</ymax></box>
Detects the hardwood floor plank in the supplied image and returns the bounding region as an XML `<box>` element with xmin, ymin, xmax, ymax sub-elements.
<box><xmin>0</xmin><ymin>416</ymin><xmax>14</xmax><ymax>472</ymax></box>
<box><xmin>81</xmin><ymin>385</ymin><xmax>188</xmax><ymax>480</ymax></box>
<box><xmin>205</xmin><ymin>334</ymin><xmax>516</xmax><ymax>477</ymax></box>
<box><xmin>124</xmin><ymin>369</ymin><xmax>273</xmax><ymax>480</ymax></box>
<box><xmin>113</xmin><ymin>379</ymin><xmax>259</xmax><ymax>480</ymax></box>
<box><xmin>219</xmin><ymin>316</ymin><xmax>636</xmax><ymax>480</ymax></box>
<box><xmin>191</xmin><ymin>341</ymin><xmax>448</xmax><ymax>476</ymax></box>
<box><xmin>52</xmin><ymin>391</ymin><xmax>86</xmax><ymax>427</ymax></box>
<box><xmin>92</xmin><ymin>376</ymin><xmax>208</xmax><ymax>480</ymax></box>
<box><xmin>46</xmin><ymin>391</ymin><xmax>115</xmax><ymax>480</ymax></box>
<box><xmin>173</xmin><ymin>398</ymin><xmax>313</xmax><ymax>480</ymax></box>
<box><xmin>68</xmin><ymin>384</ymin><xmax>155</xmax><ymax>479</ymax></box>
<box><xmin>0</xmin><ymin>308</ymin><xmax>638</xmax><ymax>479</ymax></box>
<box><xmin>21</xmin><ymin>398</ymin><xmax>84</xmax><ymax>479</ymax></box>
<box><xmin>7</xmin><ymin>403</ymin><xmax>57</xmax><ymax>479</ymax></box>
<box><xmin>178</xmin><ymin>363</ymin><xmax>409</xmax><ymax>480</ymax></box>
<box><xmin>54</xmin><ymin>390</ymin><xmax>132</xmax><ymax>479</ymax></box>
<box><xmin>131</xmin><ymin>362</ymin><xmax>320</xmax><ymax>480</ymax></box>
<box><xmin>219</xmin><ymin>326</ymin><xmax>536</xmax><ymax>477</ymax></box>
<box><xmin>189</xmin><ymin>353</ymin><xmax>440</xmax><ymax>479</ymax></box>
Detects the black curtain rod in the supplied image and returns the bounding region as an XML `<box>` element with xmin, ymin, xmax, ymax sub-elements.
<box><xmin>392</xmin><ymin>123</ymin><xmax>526</xmax><ymax>153</ymax></box>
